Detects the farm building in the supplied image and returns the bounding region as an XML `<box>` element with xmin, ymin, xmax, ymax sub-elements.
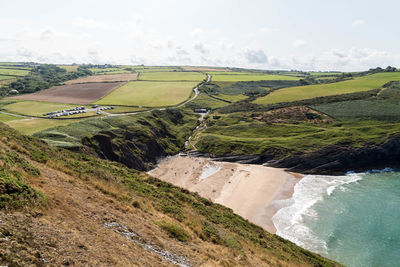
<box><xmin>194</xmin><ymin>108</ymin><xmax>208</xmax><ymax>113</ymax></box>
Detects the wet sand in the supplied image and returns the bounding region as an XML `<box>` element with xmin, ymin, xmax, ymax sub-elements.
<box><xmin>148</xmin><ymin>155</ymin><xmax>302</xmax><ymax>233</ymax></box>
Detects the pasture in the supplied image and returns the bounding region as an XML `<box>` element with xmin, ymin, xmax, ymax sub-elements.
<box><xmin>0</xmin><ymin>75</ymin><xmax>15</xmax><ymax>81</ymax></box>
<box><xmin>0</xmin><ymin>68</ymin><xmax>30</xmax><ymax>76</ymax></box>
<box><xmin>0</xmin><ymin>113</ymin><xmax>23</xmax><ymax>122</ymax></box>
<box><xmin>10</xmin><ymin>82</ymin><xmax>125</xmax><ymax>105</ymax></box>
<box><xmin>139</xmin><ymin>71</ymin><xmax>205</xmax><ymax>81</ymax></box>
<box><xmin>311</xmin><ymin>99</ymin><xmax>400</xmax><ymax>121</ymax></box>
<box><xmin>254</xmin><ymin>72</ymin><xmax>400</xmax><ymax>105</ymax></box>
<box><xmin>64</xmin><ymin>73</ymin><xmax>137</xmax><ymax>84</ymax></box>
<box><xmin>58</xmin><ymin>65</ymin><xmax>79</xmax><ymax>72</ymax></box>
<box><xmin>0</xmin><ymin>100</ymin><xmax>96</xmax><ymax>118</ymax></box>
<box><xmin>96</xmin><ymin>81</ymin><xmax>198</xmax><ymax>106</ymax></box>
<box><xmin>6</xmin><ymin>118</ymin><xmax>82</xmax><ymax>135</ymax></box>
<box><xmin>211</xmin><ymin>73</ymin><xmax>300</xmax><ymax>82</ymax></box>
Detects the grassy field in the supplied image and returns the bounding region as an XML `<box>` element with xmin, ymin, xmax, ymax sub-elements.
<box><xmin>185</xmin><ymin>93</ymin><xmax>230</xmax><ymax>110</ymax></box>
<box><xmin>211</xmin><ymin>73</ymin><xmax>300</xmax><ymax>82</ymax></box>
<box><xmin>311</xmin><ymin>99</ymin><xmax>400</xmax><ymax>121</ymax></box>
<box><xmin>0</xmin><ymin>113</ymin><xmax>23</xmax><ymax>122</ymax></box>
<box><xmin>6</xmin><ymin>118</ymin><xmax>82</xmax><ymax>135</ymax></box>
<box><xmin>0</xmin><ymin>68</ymin><xmax>31</xmax><ymax>76</ymax></box>
<box><xmin>254</xmin><ymin>72</ymin><xmax>400</xmax><ymax>105</ymax></box>
<box><xmin>214</xmin><ymin>93</ymin><xmax>248</xmax><ymax>102</ymax></box>
<box><xmin>0</xmin><ymin>75</ymin><xmax>15</xmax><ymax>81</ymax></box>
<box><xmin>139</xmin><ymin>71</ymin><xmax>205</xmax><ymax>81</ymax></box>
<box><xmin>133</xmin><ymin>66</ymin><xmax>182</xmax><ymax>72</ymax></box>
<box><xmin>309</xmin><ymin>72</ymin><xmax>342</xmax><ymax>76</ymax></box>
<box><xmin>96</xmin><ymin>81</ymin><xmax>198</xmax><ymax>107</ymax></box>
<box><xmin>0</xmin><ymin>100</ymin><xmax>97</xmax><ymax>118</ymax></box>
<box><xmin>58</xmin><ymin>65</ymin><xmax>79</xmax><ymax>72</ymax></box>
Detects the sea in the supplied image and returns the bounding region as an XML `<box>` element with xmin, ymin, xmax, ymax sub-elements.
<box><xmin>272</xmin><ymin>168</ymin><xmax>400</xmax><ymax>267</ymax></box>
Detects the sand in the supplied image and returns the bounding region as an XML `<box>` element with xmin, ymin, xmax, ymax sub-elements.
<box><xmin>148</xmin><ymin>155</ymin><xmax>302</xmax><ymax>233</ymax></box>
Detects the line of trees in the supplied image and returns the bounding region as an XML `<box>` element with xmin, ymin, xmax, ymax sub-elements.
<box><xmin>3</xmin><ymin>64</ymin><xmax>92</xmax><ymax>96</ymax></box>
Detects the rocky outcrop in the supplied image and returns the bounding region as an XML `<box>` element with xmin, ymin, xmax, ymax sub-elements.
<box><xmin>189</xmin><ymin>136</ymin><xmax>400</xmax><ymax>175</ymax></box>
<box><xmin>268</xmin><ymin>136</ymin><xmax>400</xmax><ymax>175</ymax></box>
<box><xmin>81</xmin><ymin>110</ymin><xmax>195</xmax><ymax>171</ymax></box>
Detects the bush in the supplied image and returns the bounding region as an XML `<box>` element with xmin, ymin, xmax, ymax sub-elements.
<box><xmin>157</xmin><ymin>220</ymin><xmax>190</xmax><ymax>242</ymax></box>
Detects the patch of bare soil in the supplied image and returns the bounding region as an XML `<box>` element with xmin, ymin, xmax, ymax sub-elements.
<box><xmin>9</xmin><ymin>82</ymin><xmax>125</xmax><ymax>104</ymax></box>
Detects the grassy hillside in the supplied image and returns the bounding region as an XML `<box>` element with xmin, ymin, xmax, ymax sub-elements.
<box><xmin>194</xmin><ymin>107</ymin><xmax>400</xmax><ymax>158</ymax></box>
<box><xmin>96</xmin><ymin>81</ymin><xmax>198</xmax><ymax>107</ymax></box>
<box><xmin>0</xmin><ymin>123</ymin><xmax>339</xmax><ymax>266</ymax></box>
<box><xmin>211</xmin><ymin>73</ymin><xmax>301</xmax><ymax>82</ymax></box>
<box><xmin>254</xmin><ymin>72</ymin><xmax>400</xmax><ymax>105</ymax></box>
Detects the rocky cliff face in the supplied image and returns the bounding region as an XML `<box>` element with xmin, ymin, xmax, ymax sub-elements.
<box><xmin>82</xmin><ymin>109</ymin><xmax>196</xmax><ymax>171</ymax></box>
<box><xmin>269</xmin><ymin>135</ymin><xmax>400</xmax><ymax>174</ymax></box>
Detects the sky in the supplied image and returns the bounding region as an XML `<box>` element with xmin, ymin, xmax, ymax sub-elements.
<box><xmin>1</xmin><ymin>0</ymin><xmax>400</xmax><ymax>71</ymax></box>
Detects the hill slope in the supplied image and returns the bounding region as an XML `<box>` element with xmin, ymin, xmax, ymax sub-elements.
<box><xmin>0</xmin><ymin>123</ymin><xmax>340</xmax><ymax>266</ymax></box>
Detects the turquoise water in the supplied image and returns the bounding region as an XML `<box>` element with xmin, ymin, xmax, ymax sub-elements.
<box><xmin>273</xmin><ymin>171</ymin><xmax>400</xmax><ymax>267</ymax></box>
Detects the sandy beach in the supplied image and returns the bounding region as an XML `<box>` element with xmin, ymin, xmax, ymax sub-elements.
<box><xmin>148</xmin><ymin>155</ymin><xmax>302</xmax><ymax>233</ymax></box>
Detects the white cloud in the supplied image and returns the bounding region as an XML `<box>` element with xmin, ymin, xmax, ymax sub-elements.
<box><xmin>193</xmin><ymin>42</ymin><xmax>208</xmax><ymax>54</ymax></box>
<box><xmin>352</xmin><ymin>19</ymin><xmax>365</xmax><ymax>26</ymax></box>
<box><xmin>73</xmin><ymin>17</ymin><xmax>106</xmax><ymax>30</ymax></box>
<box><xmin>293</xmin><ymin>39</ymin><xmax>307</xmax><ymax>48</ymax></box>
<box><xmin>244</xmin><ymin>49</ymin><xmax>268</xmax><ymax>64</ymax></box>
<box><xmin>259</xmin><ymin>26</ymin><xmax>278</xmax><ymax>33</ymax></box>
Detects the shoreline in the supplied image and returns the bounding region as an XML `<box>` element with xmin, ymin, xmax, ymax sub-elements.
<box><xmin>148</xmin><ymin>155</ymin><xmax>302</xmax><ymax>234</ymax></box>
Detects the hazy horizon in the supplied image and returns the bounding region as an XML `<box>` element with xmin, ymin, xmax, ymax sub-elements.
<box><xmin>1</xmin><ymin>0</ymin><xmax>399</xmax><ymax>71</ymax></box>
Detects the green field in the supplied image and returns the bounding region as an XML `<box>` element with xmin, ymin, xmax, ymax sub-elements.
<box><xmin>88</xmin><ymin>68</ymin><xmax>131</xmax><ymax>75</ymax></box>
<box><xmin>0</xmin><ymin>113</ymin><xmax>23</xmax><ymax>122</ymax></box>
<box><xmin>214</xmin><ymin>93</ymin><xmax>248</xmax><ymax>102</ymax></box>
<box><xmin>0</xmin><ymin>68</ymin><xmax>31</xmax><ymax>76</ymax></box>
<box><xmin>211</xmin><ymin>73</ymin><xmax>300</xmax><ymax>82</ymax></box>
<box><xmin>6</xmin><ymin>118</ymin><xmax>84</xmax><ymax>135</ymax></box>
<box><xmin>311</xmin><ymin>99</ymin><xmax>400</xmax><ymax>121</ymax></box>
<box><xmin>0</xmin><ymin>100</ymin><xmax>96</xmax><ymax>118</ymax></box>
<box><xmin>58</xmin><ymin>65</ymin><xmax>79</xmax><ymax>72</ymax></box>
<box><xmin>254</xmin><ymin>72</ymin><xmax>400</xmax><ymax>105</ymax></box>
<box><xmin>96</xmin><ymin>81</ymin><xmax>198</xmax><ymax>106</ymax></box>
<box><xmin>309</xmin><ymin>72</ymin><xmax>342</xmax><ymax>76</ymax></box>
<box><xmin>139</xmin><ymin>71</ymin><xmax>205</xmax><ymax>81</ymax></box>
<box><xmin>133</xmin><ymin>66</ymin><xmax>182</xmax><ymax>72</ymax></box>
<box><xmin>185</xmin><ymin>93</ymin><xmax>230</xmax><ymax>110</ymax></box>
<box><xmin>0</xmin><ymin>75</ymin><xmax>15</xmax><ymax>81</ymax></box>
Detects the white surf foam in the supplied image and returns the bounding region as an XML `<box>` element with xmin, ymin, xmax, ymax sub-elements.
<box><xmin>272</xmin><ymin>173</ymin><xmax>363</xmax><ymax>254</ymax></box>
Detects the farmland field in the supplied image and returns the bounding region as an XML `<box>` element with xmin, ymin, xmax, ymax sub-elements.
<box><xmin>58</xmin><ymin>65</ymin><xmax>79</xmax><ymax>72</ymax></box>
<box><xmin>183</xmin><ymin>66</ymin><xmax>231</xmax><ymax>72</ymax></box>
<box><xmin>139</xmin><ymin>71</ymin><xmax>205</xmax><ymax>81</ymax></box>
<box><xmin>311</xmin><ymin>99</ymin><xmax>400</xmax><ymax>121</ymax></box>
<box><xmin>64</xmin><ymin>73</ymin><xmax>137</xmax><ymax>84</ymax></box>
<box><xmin>0</xmin><ymin>100</ymin><xmax>95</xmax><ymax>117</ymax></box>
<box><xmin>0</xmin><ymin>75</ymin><xmax>15</xmax><ymax>81</ymax></box>
<box><xmin>211</xmin><ymin>73</ymin><xmax>300</xmax><ymax>82</ymax></box>
<box><xmin>0</xmin><ymin>68</ymin><xmax>30</xmax><ymax>76</ymax></box>
<box><xmin>88</xmin><ymin>68</ymin><xmax>132</xmax><ymax>75</ymax></box>
<box><xmin>132</xmin><ymin>66</ymin><xmax>182</xmax><ymax>72</ymax></box>
<box><xmin>309</xmin><ymin>72</ymin><xmax>342</xmax><ymax>76</ymax></box>
<box><xmin>0</xmin><ymin>112</ymin><xmax>23</xmax><ymax>122</ymax></box>
<box><xmin>96</xmin><ymin>81</ymin><xmax>198</xmax><ymax>106</ymax></box>
<box><xmin>9</xmin><ymin>82</ymin><xmax>125</xmax><ymax>105</ymax></box>
<box><xmin>254</xmin><ymin>72</ymin><xmax>400</xmax><ymax>105</ymax></box>
<box><xmin>6</xmin><ymin>118</ymin><xmax>83</xmax><ymax>135</ymax></box>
